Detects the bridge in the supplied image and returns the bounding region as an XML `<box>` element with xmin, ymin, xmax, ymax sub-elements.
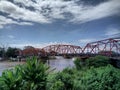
<box><xmin>43</xmin><ymin>44</ymin><xmax>82</xmax><ymax>55</ymax></box>
<box><xmin>82</xmin><ymin>37</ymin><xmax>120</xmax><ymax>55</ymax></box>
<box><xmin>42</xmin><ymin>37</ymin><xmax>120</xmax><ymax>56</ymax></box>
<box><xmin>18</xmin><ymin>37</ymin><xmax>120</xmax><ymax>57</ymax></box>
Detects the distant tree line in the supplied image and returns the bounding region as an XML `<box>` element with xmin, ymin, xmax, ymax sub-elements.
<box><xmin>0</xmin><ymin>46</ymin><xmax>47</xmax><ymax>60</ymax></box>
<box><xmin>0</xmin><ymin>47</ymin><xmax>19</xmax><ymax>59</ymax></box>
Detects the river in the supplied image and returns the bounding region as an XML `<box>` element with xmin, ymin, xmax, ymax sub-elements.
<box><xmin>48</xmin><ymin>56</ymin><xmax>74</xmax><ymax>71</ymax></box>
<box><xmin>0</xmin><ymin>56</ymin><xmax>75</xmax><ymax>75</ymax></box>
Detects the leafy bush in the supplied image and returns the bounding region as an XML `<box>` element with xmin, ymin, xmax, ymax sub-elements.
<box><xmin>47</xmin><ymin>68</ymin><xmax>74</xmax><ymax>90</ymax></box>
<box><xmin>0</xmin><ymin>66</ymin><xmax>23</xmax><ymax>90</ymax></box>
<box><xmin>0</xmin><ymin>57</ymin><xmax>49</xmax><ymax>90</ymax></box>
<box><xmin>73</xmin><ymin>65</ymin><xmax>120</xmax><ymax>90</ymax></box>
<box><xmin>74</xmin><ymin>57</ymin><xmax>87</xmax><ymax>70</ymax></box>
<box><xmin>86</xmin><ymin>55</ymin><xmax>110</xmax><ymax>68</ymax></box>
<box><xmin>48</xmin><ymin>80</ymin><xmax>64</xmax><ymax>90</ymax></box>
<box><xmin>62</xmin><ymin>67</ymin><xmax>75</xmax><ymax>75</ymax></box>
<box><xmin>73</xmin><ymin>55</ymin><xmax>110</xmax><ymax>70</ymax></box>
<box><xmin>21</xmin><ymin>57</ymin><xmax>49</xmax><ymax>90</ymax></box>
<box><xmin>74</xmin><ymin>57</ymin><xmax>82</xmax><ymax>70</ymax></box>
<box><xmin>56</xmin><ymin>72</ymin><xmax>74</xmax><ymax>89</ymax></box>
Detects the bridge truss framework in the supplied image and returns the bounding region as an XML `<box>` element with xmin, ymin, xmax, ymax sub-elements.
<box><xmin>18</xmin><ymin>37</ymin><xmax>120</xmax><ymax>56</ymax></box>
<box><xmin>42</xmin><ymin>37</ymin><xmax>120</xmax><ymax>56</ymax></box>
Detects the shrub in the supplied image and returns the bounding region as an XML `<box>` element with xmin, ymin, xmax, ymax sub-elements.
<box><xmin>86</xmin><ymin>55</ymin><xmax>110</xmax><ymax>68</ymax></box>
<box><xmin>62</xmin><ymin>67</ymin><xmax>75</xmax><ymax>75</ymax></box>
<box><xmin>47</xmin><ymin>68</ymin><xmax>74</xmax><ymax>90</ymax></box>
<box><xmin>21</xmin><ymin>57</ymin><xmax>49</xmax><ymax>90</ymax></box>
<box><xmin>73</xmin><ymin>57</ymin><xmax>87</xmax><ymax>70</ymax></box>
<box><xmin>56</xmin><ymin>72</ymin><xmax>74</xmax><ymax>89</ymax></box>
<box><xmin>49</xmin><ymin>80</ymin><xmax>64</xmax><ymax>90</ymax></box>
<box><xmin>73</xmin><ymin>65</ymin><xmax>120</xmax><ymax>90</ymax></box>
<box><xmin>0</xmin><ymin>66</ymin><xmax>23</xmax><ymax>90</ymax></box>
<box><xmin>0</xmin><ymin>57</ymin><xmax>50</xmax><ymax>90</ymax></box>
<box><xmin>74</xmin><ymin>57</ymin><xmax>82</xmax><ymax>70</ymax></box>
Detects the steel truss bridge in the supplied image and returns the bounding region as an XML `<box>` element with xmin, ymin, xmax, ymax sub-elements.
<box><xmin>42</xmin><ymin>37</ymin><xmax>120</xmax><ymax>56</ymax></box>
<box><xmin>18</xmin><ymin>37</ymin><xmax>120</xmax><ymax>57</ymax></box>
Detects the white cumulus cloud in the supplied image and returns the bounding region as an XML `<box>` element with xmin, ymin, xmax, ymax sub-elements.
<box><xmin>0</xmin><ymin>15</ymin><xmax>33</xmax><ymax>28</ymax></box>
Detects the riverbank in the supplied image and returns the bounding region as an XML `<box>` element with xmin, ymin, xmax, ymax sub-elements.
<box><xmin>0</xmin><ymin>61</ymin><xmax>25</xmax><ymax>75</ymax></box>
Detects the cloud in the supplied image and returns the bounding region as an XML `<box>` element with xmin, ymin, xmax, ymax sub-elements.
<box><xmin>0</xmin><ymin>0</ymin><xmax>49</xmax><ymax>28</ymax></box>
<box><xmin>9</xmin><ymin>42</ymin><xmax>72</xmax><ymax>49</ymax></box>
<box><xmin>0</xmin><ymin>15</ymin><xmax>17</xmax><ymax>25</ymax></box>
<box><xmin>70</xmin><ymin>0</ymin><xmax>120</xmax><ymax>23</ymax></box>
<box><xmin>8</xmin><ymin>35</ymin><xmax>14</xmax><ymax>39</ymax></box>
<box><xmin>0</xmin><ymin>15</ymin><xmax>33</xmax><ymax>29</ymax></box>
<box><xmin>0</xmin><ymin>25</ymin><xmax>3</xmax><ymax>29</ymax></box>
<box><xmin>105</xmin><ymin>28</ymin><xmax>120</xmax><ymax>37</ymax></box>
<box><xmin>0</xmin><ymin>0</ymin><xmax>49</xmax><ymax>23</ymax></box>
<box><xmin>0</xmin><ymin>0</ymin><xmax>120</xmax><ymax>28</ymax></box>
<box><xmin>79</xmin><ymin>38</ymin><xmax>96</xmax><ymax>44</ymax></box>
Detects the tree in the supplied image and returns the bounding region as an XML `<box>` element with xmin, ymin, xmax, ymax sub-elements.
<box><xmin>0</xmin><ymin>47</ymin><xmax>6</xmax><ymax>59</ymax></box>
<box><xmin>0</xmin><ymin>47</ymin><xmax>4</xmax><ymax>57</ymax></box>
<box><xmin>22</xmin><ymin>46</ymin><xmax>40</xmax><ymax>56</ymax></box>
<box><xmin>6</xmin><ymin>47</ymin><xmax>18</xmax><ymax>58</ymax></box>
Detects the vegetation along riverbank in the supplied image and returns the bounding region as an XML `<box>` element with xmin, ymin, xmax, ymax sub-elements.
<box><xmin>0</xmin><ymin>55</ymin><xmax>120</xmax><ymax>90</ymax></box>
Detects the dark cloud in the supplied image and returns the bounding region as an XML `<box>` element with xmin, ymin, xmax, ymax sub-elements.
<box><xmin>79</xmin><ymin>0</ymin><xmax>109</xmax><ymax>6</ymax></box>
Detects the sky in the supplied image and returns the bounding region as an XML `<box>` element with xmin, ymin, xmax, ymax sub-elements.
<box><xmin>0</xmin><ymin>0</ymin><xmax>120</xmax><ymax>49</ymax></box>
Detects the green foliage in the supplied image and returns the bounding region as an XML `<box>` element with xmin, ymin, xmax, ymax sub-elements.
<box><xmin>21</xmin><ymin>57</ymin><xmax>49</xmax><ymax>90</ymax></box>
<box><xmin>0</xmin><ymin>47</ymin><xmax>5</xmax><ymax>58</ymax></box>
<box><xmin>74</xmin><ymin>57</ymin><xmax>82</xmax><ymax>70</ymax></box>
<box><xmin>55</xmin><ymin>72</ymin><xmax>74</xmax><ymax>89</ymax></box>
<box><xmin>73</xmin><ymin>65</ymin><xmax>120</xmax><ymax>90</ymax></box>
<box><xmin>0</xmin><ymin>48</ymin><xmax>4</xmax><ymax>57</ymax></box>
<box><xmin>0</xmin><ymin>57</ymin><xmax>49</xmax><ymax>90</ymax></box>
<box><xmin>47</xmin><ymin>68</ymin><xmax>75</xmax><ymax>90</ymax></box>
<box><xmin>74</xmin><ymin>57</ymin><xmax>86</xmax><ymax>70</ymax></box>
<box><xmin>47</xmin><ymin>65</ymin><xmax>120</xmax><ymax>90</ymax></box>
<box><xmin>0</xmin><ymin>56</ymin><xmax>120</xmax><ymax>90</ymax></box>
<box><xmin>0</xmin><ymin>66</ymin><xmax>23</xmax><ymax>90</ymax></box>
<box><xmin>86</xmin><ymin>55</ymin><xmax>110</xmax><ymax>68</ymax></box>
<box><xmin>6</xmin><ymin>47</ymin><xmax>18</xmax><ymax>58</ymax></box>
<box><xmin>73</xmin><ymin>55</ymin><xmax>111</xmax><ymax>70</ymax></box>
<box><xmin>48</xmin><ymin>79</ymin><xmax>64</xmax><ymax>90</ymax></box>
<box><xmin>62</xmin><ymin>67</ymin><xmax>75</xmax><ymax>75</ymax></box>
<box><xmin>52</xmin><ymin>80</ymin><xmax>64</xmax><ymax>90</ymax></box>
